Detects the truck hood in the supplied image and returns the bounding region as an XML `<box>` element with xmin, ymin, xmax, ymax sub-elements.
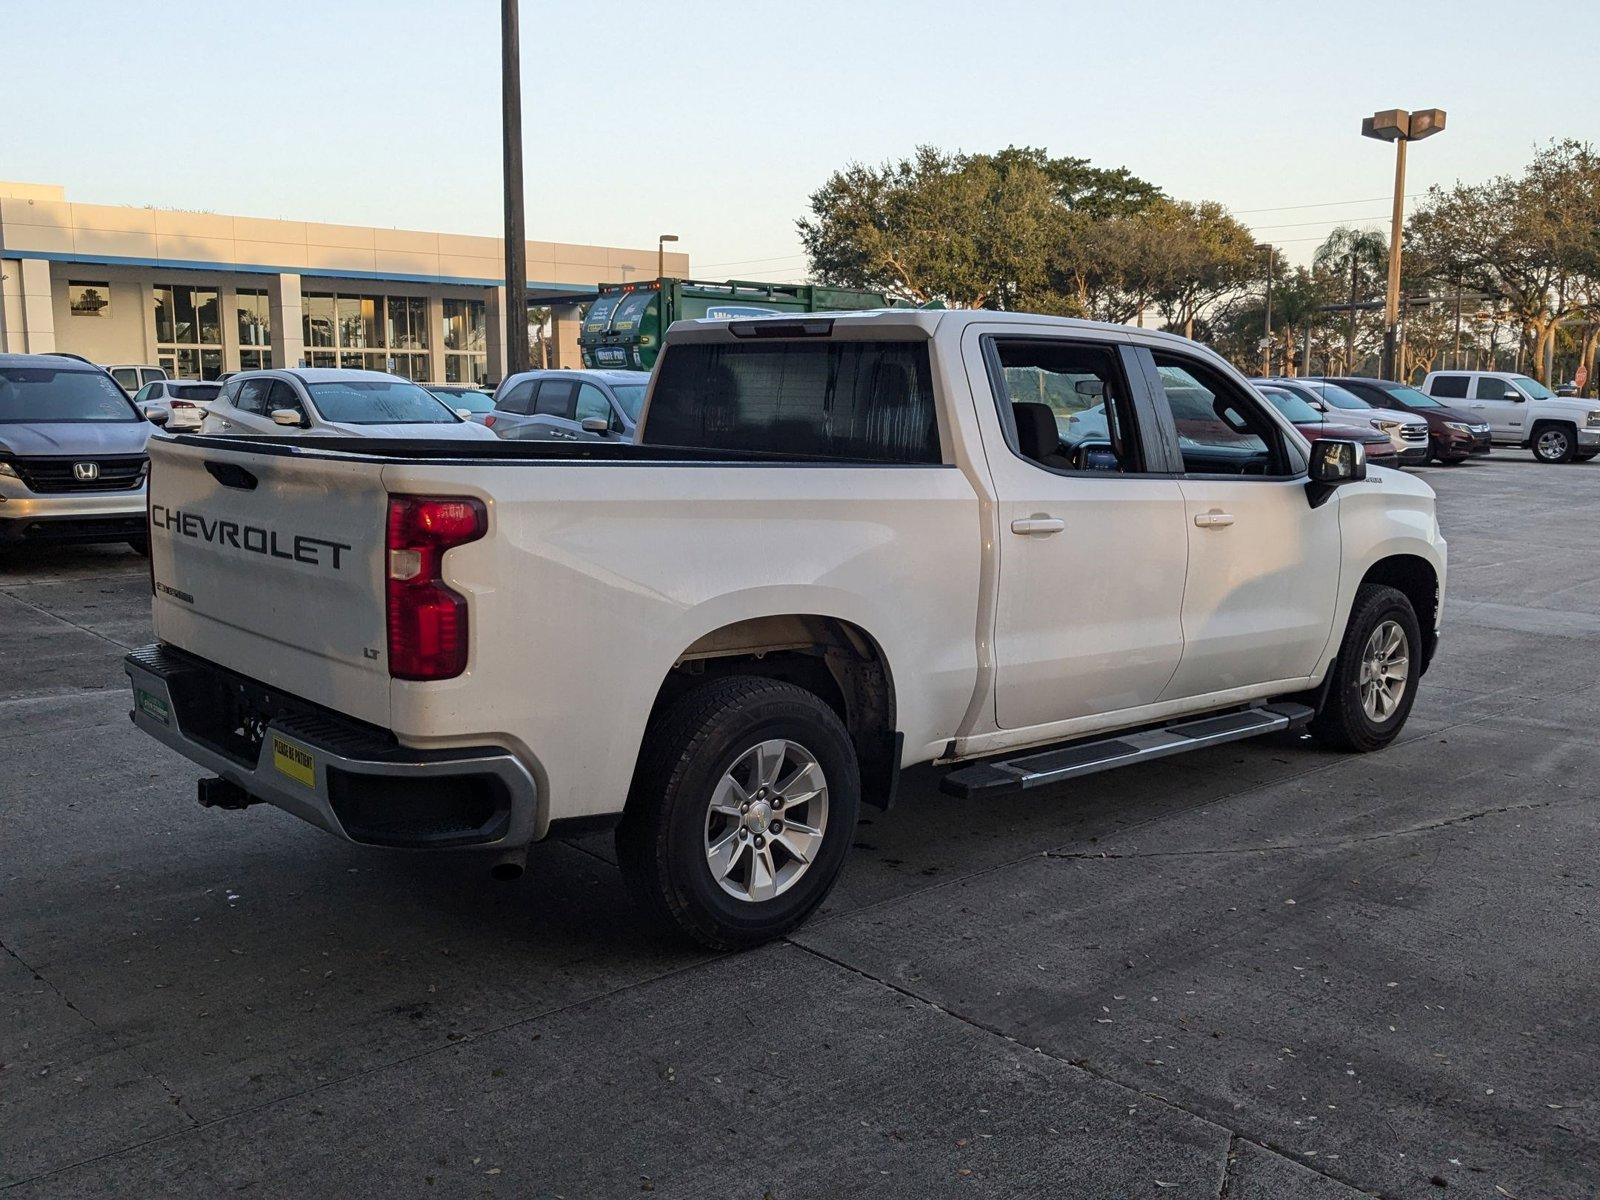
<box><xmin>0</xmin><ymin>421</ymin><xmax>154</xmax><ymax>457</ymax></box>
<box><xmin>1536</xmin><ymin>397</ymin><xmax>1600</xmax><ymax>420</ymax></box>
<box><xmin>319</xmin><ymin>420</ymin><xmax>498</xmax><ymax>440</ymax></box>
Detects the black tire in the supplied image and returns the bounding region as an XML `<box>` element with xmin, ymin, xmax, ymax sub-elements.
<box><xmin>127</xmin><ymin>536</ymin><xmax>150</xmax><ymax>556</ymax></box>
<box><xmin>1310</xmin><ymin>584</ymin><xmax>1422</xmax><ymax>753</ymax></box>
<box><xmin>1531</xmin><ymin>422</ymin><xmax>1577</xmax><ymax>463</ymax></box>
<box><xmin>616</xmin><ymin>676</ymin><xmax>860</xmax><ymax>951</ymax></box>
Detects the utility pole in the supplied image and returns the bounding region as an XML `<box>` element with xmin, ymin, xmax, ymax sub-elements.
<box><xmin>1346</xmin><ymin>257</ymin><xmax>1359</xmax><ymax>373</ymax></box>
<box><xmin>1362</xmin><ymin>108</ymin><xmax>1446</xmax><ymax>380</ymax></box>
<box><xmin>1256</xmin><ymin>243</ymin><xmax>1274</xmax><ymax>376</ymax></box>
<box><xmin>1453</xmin><ymin>279</ymin><xmax>1463</xmax><ymax>369</ymax></box>
<box><xmin>501</xmin><ymin>0</ymin><xmax>530</xmax><ymax>376</ymax></box>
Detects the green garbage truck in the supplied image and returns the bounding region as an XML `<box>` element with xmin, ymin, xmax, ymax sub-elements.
<box><xmin>579</xmin><ymin>278</ymin><xmax>898</xmax><ymax>371</ymax></box>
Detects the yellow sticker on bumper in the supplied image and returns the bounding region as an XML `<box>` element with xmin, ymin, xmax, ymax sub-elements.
<box><xmin>271</xmin><ymin>735</ymin><xmax>316</xmax><ymax>789</ymax></box>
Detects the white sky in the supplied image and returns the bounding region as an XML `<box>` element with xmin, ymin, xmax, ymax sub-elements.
<box><xmin>8</xmin><ymin>0</ymin><xmax>1598</xmax><ymax>276</ymax></box>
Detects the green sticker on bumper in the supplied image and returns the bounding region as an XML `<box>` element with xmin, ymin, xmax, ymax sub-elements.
<box><xmin>135</xmin><ymin>688</ymin><xmax>171</xmax><ymax>726</ymax></box>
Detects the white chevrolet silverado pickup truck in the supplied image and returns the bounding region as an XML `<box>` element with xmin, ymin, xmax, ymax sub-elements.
<box><xmin>127</xmin><ymin>310</ymin><xmax>1446</xmax><ymax>949</ymax></box>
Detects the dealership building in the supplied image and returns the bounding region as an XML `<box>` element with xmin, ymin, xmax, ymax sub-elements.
<box><xmin>0</xmin><ymin>181</ymin><xmax>689</xmax><ymax>384</ymax></box>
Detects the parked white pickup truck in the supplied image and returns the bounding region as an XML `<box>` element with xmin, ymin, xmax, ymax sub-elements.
<box><xmin>127</xmin><ymin>310</ymin><xmax>1446</xmax><ymax>948</ymax></box>
<box><xmin>1421</xmin><ymin>369</ymin><xmax>1600</xmax><ymax>463</ymax></box>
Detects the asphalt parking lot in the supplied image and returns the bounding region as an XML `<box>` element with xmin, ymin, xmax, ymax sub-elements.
<box><xmin>2</xmin><ymin>454</ymin><xmax>1597</xmax><ymax>1200</ymax></box>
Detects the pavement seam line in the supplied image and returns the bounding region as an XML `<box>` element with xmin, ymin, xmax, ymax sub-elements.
<box><xmin>786</xmin><ymin>940</ymin><xmax>1385</xmax><ymax>1199</ymax></box>
<box><xmin>0</xmin><ymin>936</ymin><xmax>202</xmax><ymax>1133</ymax></box>
<box><xmin>0</xmin><ymin>586</ymin><xmax>133</xmax><ymax>651</ymax></box>
<box><xmin>1042</xmin><ymin>797</ymin><xmax>1564</xmax><ymax>861</ymax></box>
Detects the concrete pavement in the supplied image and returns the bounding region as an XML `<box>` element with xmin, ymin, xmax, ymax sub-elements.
<box><xmin>2</xmin><ymin>455</ymin><xmax>1597</xmax><ymax>1198</ymax></box>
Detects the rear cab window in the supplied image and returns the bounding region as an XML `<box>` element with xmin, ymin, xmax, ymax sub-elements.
<box><xmin>644</xmin><ymin>339</ymin><xmax>941</xmax><ymax>463</ymax></box>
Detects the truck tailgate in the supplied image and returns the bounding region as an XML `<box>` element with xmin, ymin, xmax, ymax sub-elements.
<box><xmin>147</xmin><ymin>438</ymin><xmax>392</xmax><ymax>728</ymax></box>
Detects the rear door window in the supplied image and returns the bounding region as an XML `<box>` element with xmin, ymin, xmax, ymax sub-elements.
<box><xmin>534</xmin><ymin>380</ymin><xmax>577</xmax><ymax>419</ymax></box>
<box><xmin>645</xmin><ymin>340</ymin><xmax>940</xmax><ymax>462</ymax></box>
<box><xmin>497</xmin><ymin>379</ymin><xmax>535</xmax><ymax>415</ymax></box>
<box><xmin>986</xmin><ymin>337</ymin><xmax>1142</xmax><ymax>473</ymax></box>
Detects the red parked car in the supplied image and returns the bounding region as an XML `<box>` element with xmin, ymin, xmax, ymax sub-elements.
<box><xmin>1253</xmin><ymin>383</ymin><xmax>1400</xmax><ymax>468</ymax></box>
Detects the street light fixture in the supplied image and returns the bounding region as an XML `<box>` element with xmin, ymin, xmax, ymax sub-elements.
<box><xmin>1362</xmin><ymin>107</ymin><xmax>1447</xmax><ymax>380</ymax></box>
<box><xmin>1255</xmin><ymin>243</ymin><xmax>1274</xmax><ymax>376</ymax></box>
<box><xmin>619</xmin><ymin>264</ymin><xmax>638</xmax><ymax>284</ymax></box>
<box><xmin>657</xmin><ymin>234</ymin><xmax>679</xmax><ymax>283</ymax></box>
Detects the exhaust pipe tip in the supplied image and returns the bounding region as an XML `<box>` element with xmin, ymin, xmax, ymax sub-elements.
<box><xmin>489</xmin><ymin>858</ymin><xmax>525</xmax><ymax>882</ymax></box>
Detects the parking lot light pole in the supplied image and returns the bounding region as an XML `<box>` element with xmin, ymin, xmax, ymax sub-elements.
<box><xmin>501</xmin><ymin>0</ymin><xmax>530</xmax><ymax>377</ymax></box>
<box><xmin>1362</xmin><ymin>108</ymin><xmax>1446</xmax><ymax>380</ymax></box>
<box><xmin>657</xmin><ymin>234</ymin><xmax>679</xmax><ymax>282</ymax></box>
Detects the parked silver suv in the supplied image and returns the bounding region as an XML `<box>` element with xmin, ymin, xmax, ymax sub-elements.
<box><xmin>0</xmin><ymin>353</ymin><xmax>158</xmax><ymax>551</ymax></box>
<box><xmin>485</xmin><ymin>369</ymin><xmax>648</xmax><ymax>442</ymax></box>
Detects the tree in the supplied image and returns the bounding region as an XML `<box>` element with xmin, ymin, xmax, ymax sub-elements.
<box><xmin>798</xmin><ymin>146</ymin><xmax>1162</xmax><ymax>311</ymax></box>
<box><xmin>1408</xmin><ymin>140</ymin><xmax>1600</xmax><ymax>382</ymax></box>
<box><xmin>1148</xmin><ymin>201</ymin><xmax>1260</xmax><ymax>340</ymax></box>
<box><xmin>1313</xmin><ymin>227</ymin><xmax>1388</xmax><ymax>374</ymax></box>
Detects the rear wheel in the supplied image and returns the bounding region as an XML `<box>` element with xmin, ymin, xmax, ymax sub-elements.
<box><xmin>1531</xmin><ymin>422</ymin><xmax>1576</xmax><ymax>463</ymax></box>
<box><xmin>616</xmin><ymin>676</ymin><xmax>860</xmax><ymax>950</ymax></box>
<box><xmin>1310</xmin><ymin>585</ymin><xmax>1422</xmax><ymax>753</ymax></box>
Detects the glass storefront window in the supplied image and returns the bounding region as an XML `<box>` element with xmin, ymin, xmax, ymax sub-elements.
<box><xmin>155</xmin><ymin>283</ymin><xmax>225</xmax><ymax>379</ymax></box>
<box><xmin>153</xmin><ymin>287</ymin><xmax>175</xmax><ymax>343</ymax></box>
<box><xmin>237</xmin><ymin>289</ymin><xmax>270</xmax><ymax>347</ymax></box>
<box><xmin>196</xmin><ymin>290</ymin><xmax>221</xmax><ymax>344</ymax></box>
<box><xmin>304</xmin><ymin>294</ymin><xmax>336</xmax><ymax>348</ymax></box>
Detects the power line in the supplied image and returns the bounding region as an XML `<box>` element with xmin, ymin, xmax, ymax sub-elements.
<box><xmin>1248</xmin><ymin>214</ymin><xmax>1391</xmax><ymax>232</ymax></box>
<box><xmin>1229</xmin><ymin>193</ymin><xmax>1424</xmax><ymax>214</ymax></box>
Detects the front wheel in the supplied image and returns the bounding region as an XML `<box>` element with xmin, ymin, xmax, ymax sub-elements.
<box><xmin>1310</xmin><ymin>585</ymin><xmax>1422</xmax><ymax>753</ymax></box>
<box><xmin>616</xmin><ymin>676</ymin><xmax>860</xmax><ymax>950</ymax></box>
<box><xmin>1532</xmin><ymin>423</ymin><xmax>1576</xmax><ymax>463</ymax></box>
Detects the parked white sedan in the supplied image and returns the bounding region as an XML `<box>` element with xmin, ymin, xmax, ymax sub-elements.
<box><xmin>200</xmin><ymin>369</ymin><xmax>498</xmax><ymax>440</ymax></box>
<box><xmin>132</xmin><ymin>379</ymin><xmax>222</xmax><ymax>431</ymax></box>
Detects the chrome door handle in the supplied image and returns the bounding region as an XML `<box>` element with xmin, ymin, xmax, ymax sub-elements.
<box><xmin>1011</xmin><ymin>516</ymin><xmax>1065</xmax><ymax>535</ymax></box>
<box><xmin>1194</xmin><ymin>511</ymin><xmax>1234</xmax><ymax>529</ymax></box>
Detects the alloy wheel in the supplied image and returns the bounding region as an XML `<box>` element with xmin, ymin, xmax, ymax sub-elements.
<box><xmin>704</xmin><ymin>739</ymin><xmax>829</xmax><ymax>903</ymax></box>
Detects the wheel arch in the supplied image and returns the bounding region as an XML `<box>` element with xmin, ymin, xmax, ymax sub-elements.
<box><xmin>1357</xmin><ymin>554</ymin><xmax>1440</xmax><ymax>674</ymax></box>
<box><xmin>643</xmin><ymin>614</ymin><xmax>901</xmax><ymax>809</ymax></box>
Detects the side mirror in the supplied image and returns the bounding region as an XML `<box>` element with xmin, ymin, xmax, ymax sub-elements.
<box><xmin>455</xmin><ymin>408</ymin><xmax>474</xmax><ymax>420</ymax></box>
<box><xmin>270</xmin><ymin>408</ymin><xmax>306</xmax><ymax>428</ymax></box>
<box><xmin>580</xmin><ymin>416</ymin><xmax>610</xmax><ymax>434</ymax></box>
<box><xmin>146</xmin><ymin>408</ymin><xmax>170</xmax><ymax>426</ymax></box>
<box><xmin>1306</xmin><ymin>438</ymin><xmax>1366</xmax><ymax>507</ymax></box>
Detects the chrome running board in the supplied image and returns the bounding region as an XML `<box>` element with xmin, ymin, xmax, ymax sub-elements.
<box><xmin>940</xmin><ymin>703</ymin><xmax>1315</xmax><ymax>799</ymax></box>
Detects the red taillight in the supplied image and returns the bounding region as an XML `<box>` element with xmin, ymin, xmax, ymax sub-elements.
<box><xmin>484</xmin><ymin>414</ymin><xmax>496</xmax><ymax>428</ymax></box>
<box><xmin>170</xmin><ymin>400</ymin><xmax>196</xmax><ymax>409</ymax></box>
<box><xmin>385</xmin><ymin>496</ymin><xmax>487</xmax><ymax>680</ymax></box>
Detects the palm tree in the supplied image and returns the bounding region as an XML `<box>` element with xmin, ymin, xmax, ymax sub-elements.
<box><xmin>1313</xmin><ymin>227</ymin><xmax>1388</xmax><ymax>373</ymax></box>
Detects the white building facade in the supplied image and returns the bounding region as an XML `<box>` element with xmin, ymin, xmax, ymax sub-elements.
<box><xmin>0</xmin><ymin>182</ymin><xmax>688</xmax><ymax>383</ymax></box>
